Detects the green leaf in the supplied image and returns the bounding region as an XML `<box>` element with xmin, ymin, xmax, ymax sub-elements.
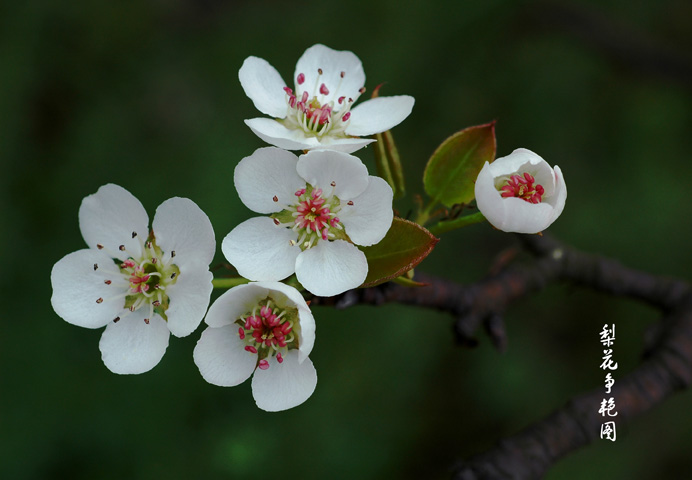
<box><xmin>423</xmin><ymin>122</ymin><xmax>496</xmax><ymax>208</ymax></box>
<box><xmin>360</xmin><ymin>218</ymin><xmax>438</xmax><ymax>287</ymax></box>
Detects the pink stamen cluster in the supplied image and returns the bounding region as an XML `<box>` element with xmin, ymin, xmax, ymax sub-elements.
<box><xmin>239</xmin><ymin>303</ymin><xmax>293</xmax><ymax>370</ymax></box>
<box><xmin>281</xmin><ymin>68</ymin><xmax>362</xmax><ymax>136</ymax></box>
<box><xmin>121</xmin><ymin>259</ymin><xmax>151</xmax><ymax>293</ymax></box>
<box><xmin>500</xmin><ymin>173</ymin><xmax>545</xmax><ymax>204</ymax></box>
<box><xmin>294</xmin><ymin>187</ymin><xmax>340</xmax><ymax>240</ymax></box>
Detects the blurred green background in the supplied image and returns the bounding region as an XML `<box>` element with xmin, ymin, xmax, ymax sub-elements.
<box><xmin>2</xmin><ymin>0</ymin><xmax>692</xmax><ymax>478</ymax></box>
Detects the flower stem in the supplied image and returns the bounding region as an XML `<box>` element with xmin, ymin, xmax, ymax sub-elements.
<box><xmin>428</xmin><ymin>212</ymin><xmax>486</xmax><ymax>236</ymax></box>
<box><xmin>212</xmin><ymin>277</ymin><xmax>250</xmax><ymax>289</ymax></box>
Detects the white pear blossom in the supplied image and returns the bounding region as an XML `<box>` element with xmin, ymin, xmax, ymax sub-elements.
<box><xmin>223</xmin><ymin>147</ymin><xmax>393</xmax><ymax>297</ymax></box>
<box><xmin>193</xmin><ymin>281</ymin><xmax>317</xmax><ymax>412</ymax></box>
<box><xmin>475</xmin><ymin>148</ymin><xmax>567</xmax><ymax>234</ymax></box>
<box><xmin>239</xmin><ymin>43</ymin><xmax>415</xmax><ymax>154</ymax></box>
<box><xmin>50</xmin><ymin>184</ymin><xmax>216</xmax><ymax>374</ymax></box>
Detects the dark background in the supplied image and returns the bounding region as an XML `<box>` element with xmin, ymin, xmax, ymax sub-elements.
<box><xmin>2</xmin><ymin>0</ymin><xmax>692</xmax><ymax>479</ymax></box>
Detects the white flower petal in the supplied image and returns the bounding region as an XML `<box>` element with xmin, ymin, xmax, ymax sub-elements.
<box><xmin>550</xmin><ymin>165</ymin><xmax>568</xmax><ymax>217</ymax></box>
<box><xmin>99</xmin><ymin>311</ymin><xmax>170</xmax><ymax>374</ymax></box>
<box><xmin>245</xmin><ymin>118</ymin><xmax>321</xmax><ymax>151</ymax></box>
<box><xmin>51</xmin><ymin>249</ymin><xmax>124</xmax><ymax>329</ymax></box>
<box><xmin>345</xmin><ymin>96</ymin><xmax>415</xmax><ymax>137</ymax></box>
<box><xmin>308</xmin><ymin>136</ymin><xmax>376</xmax><ymax>154</ymax></box>
<box><xmin>245</xmin><ymin>119</ymin><xmax>376</xmax><ymax>154</ymax></box>
<box><xmin>339</xmin><ymin>176</ymin><xmax>394</xmax><ymax>246</ymax></box>
<box><xmin>79</xmin><ymin>184</ymin><xmax>149</xmax><ymax>260</ymax></box>
<box><xmin>296</xmin><ymin>150</ymin><xmax>369</xmax><ymax>199</ymax></box>
<box><xmin>239</xmin><ymin>56</ymin><xmax>288</xmax><ymax>118</ymax></box>
<box><xmin>251</xmin><ymin>351</ymin><xmax>317</xmax><ymax>412</ymax></box>
<box><xmin>204</xmin><ymin>283</ymin><xmax>270</xmax><ymax>328</ymax></box>
<box><xmin>492</xmin><ymin>198</ymin><xmax>556</xmax><ymax>234</ymax></box>
<box><xmin>295</xmin><ymin>240</ymin><xmax>367</xmax><ymax>297</ymax></box>
<box><xmin>487</xmin><ymin>148</ymin><xmax>544</xmax><ymax>177</ymax></box>
<box><xmin>253</xmin><ymin>281</ymin><xmax>315</xmax><ymax>361</ymax></box>
<box><xmin>234</xmin><ymin>147</ymin><xmax>304</xmax><ymax>214</ymax></box>
<box><xmin>222</xmin><ymin>217</ymin><xmax>300</xmax><ymax>281</ymax></box>
<box><xmin>164</xmin><ymin>266</ymin><xmax>213</xmax><ymax>337</ymax></box>
<box><xmin>152</xmin><ymin>197</ymin><xmax>215</xmax><ymax>268</ymax></box>
<box><xmin>193</xmin><ymin>325</ymin><xmax>257</xmax><ymax>387</ymax></box>
<box><xmin>294</xmin><ymin>44</ymin><xmax>364</xmax><ymax>102</ymax></box>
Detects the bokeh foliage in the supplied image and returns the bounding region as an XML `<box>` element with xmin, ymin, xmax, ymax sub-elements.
<box><xmin>2</xmin><ymin>0</ymin><xmax>692</xmax><ymax>479</ymax></box>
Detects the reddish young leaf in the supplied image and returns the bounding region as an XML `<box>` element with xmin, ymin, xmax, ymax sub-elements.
<box><xmin>361</xmin><ymin>218</ymin><xmax>438</xmax><ymax>287</ymax></box>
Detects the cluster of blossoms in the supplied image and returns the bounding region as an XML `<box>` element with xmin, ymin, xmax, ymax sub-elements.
<box><xmin>50</xmin><ymin>44</ymin><xmax>411</xmax><ymax>411</ymax></box>
<box><xmin>50</xmin><ymin>44</ymin><xmax>566</xmax><ymax>412</ymax></box>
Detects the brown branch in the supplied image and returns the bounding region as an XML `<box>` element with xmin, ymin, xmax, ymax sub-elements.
<box><xmin>313</xmin><ymin>234</ymin><xmax>692</xmax><ymax>479</ymax></box>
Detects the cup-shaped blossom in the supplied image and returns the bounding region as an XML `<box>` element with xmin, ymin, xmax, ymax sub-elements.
<box><xmin>50</xmin><ymin>184</ymin><xmax>216</xmax><ymax>374</ymax></box>
<box><xmin>239</xmin><ymin>43</ymin><xmax>415</xmax><ymax>154</ymax></box>
<box><xmin>474</xmin><ymin>148</ymin><xmax>567</xmax><ymax>234</ymax></box>
<box><xmin>193</xmin><ymin>281</ymin><xmax>317</xmax><ymax>412</ymax></box>
<box><xmin>223</xmin><ymin>147</ymin><xmax>393</xmax><ymax>297</ymax></box>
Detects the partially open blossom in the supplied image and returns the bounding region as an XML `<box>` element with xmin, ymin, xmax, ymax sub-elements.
<box><xmin>50</xmin><ymin>184</ymin><xmax>215</xmax><ymax>374</ymax></box>
<box><xmin>239</xmin><ymin>44</ymin><xmax>415</xmax><ymax>153</ymax></box>
<box><xmin>193</xmin><ymin>281</ymin><xmax>317</xmax><ymax>412</ymax></box>
<box><xmin>223</xmin><ymin>147</ymin><xmax>393</xmax><ymax>297</ymax></box>
<box><xmin>475</xmin><ymin>148</ymin><xmax>567</xmax><ymax>234</ymax></box>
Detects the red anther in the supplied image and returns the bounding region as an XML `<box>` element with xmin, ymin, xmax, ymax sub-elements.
<box><xmin>104</xmin><ymin>280</ymin><xmax>111</xmax><ymax>285</ymax></box>
<box><xmin>119</xmin><ymin>245</ymin><xmax>125</xmax><ymax>251</ymax></box>
<box><xmin>280</xmin><ymin>322</ymin><xmax>292</xmax><ymax>335</ymax></box>
<box><xmin>347</xmin><ymin>200</ymin><xmax>354</xmax><ymax>206</ymax></box>
<box><xmin>297</xmin><ymin>73</ymin><xmax>305</xmax><ymax>85</ymax></box>
<box><xmin>238</xmin><ymin>327</ymin><xmax>245</xmax><ymax>340</ymax></box>
<box><xmin>113</xmin><ymin>317</ymin><xmax>120</xmax><ymax>323</ymax></box>
<box><xmin>338</xmin><ymin>96</ymin><xmax>345</xmax><ymax>104</ymax></box>
<box><xmin>258</xmin><ymin>359</ymin><xmax>270</xmax><ymax>370</ymax></box>
<box><xmin>97</xmin><ymin>244</ymin><xmax>104</xmax><ymax>249</ymax></box>
<box><xmin>273</xmin><ymin>218</ymin><xmax>280</xmax><ymax>225</ymax></box>
<box><xmin>283</xmin><ymin>86</ymin><xmax>293</xmax><ymax>95</ymax></box>
<box><xmin>301</xmin><ymin>91</ymin><xmax>308</xmax><ymax>103</ymax></box>
<box><xmin>317</xmin><ymin>68</ymin><xmax>323</xmax><ymax>75</ymax></box>
<box><xmin>501</xmin><ymin>173</ymin><xmax>544</xmax><ymax>203</ymax></box>
<box><xmin>321</xmin><ymin>228</ymin><xmax>328</xmax><ymax>240</ymax></box>
<box><xmin>245</xmin><ymin>346</ymin><xmax>258</xmax><ymax>354</ymax></box>
<box><xmin>359</xmin><ymin>87</ymin><xmax>366</xmax><ymax>94</ymax></box>
<box><xmin>144</xmin><ymin>318</ymin><xmax>150</xmax><ymax>325</ymax></box>
<box><xmin>96</xmin><ymin>298</ymin><xmax>103</xmax><ymax>304</ymax></box>
<box><xmin>342</xmin><ymin>112</ymin><xmax>351</xmax><ymax>122</ymax></box>
<box><xmin>277</xmin><ymin>353</ymin><xmax>284</xmax><ymax>363</ymax></box>
<box><xmin>273</xmin><ymin>195</ymin><xmax>278</xmax><ymax>202</ymax></box>
<box><xmin>320</xmin><ymin>83</ymin><xmax>329</xmax><ymax>95</ymax></box>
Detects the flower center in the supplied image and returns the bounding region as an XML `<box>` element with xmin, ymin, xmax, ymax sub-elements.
<box><xmin>281</xmin><ymin>68</ymin><xmax>364</xmax><ymax>138</ymax></box>
<box><xmin>236</xmin><ymin>298</ymin><xmax>300</xmax><ymax>370</ymax></box>
<box><xmin>272</xmin><ymin>184</ymin><xmax>348</xmax><ymax>251</ymax></box>
<box><xmin>499</xmin><ymin>172</ymin><xmax>545</xmax><ymax>204</ymax></box>
<box><xmin>93</xmin><ymin>232</ymin><xmax>180</xmax><ymax>324</ymax></box>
